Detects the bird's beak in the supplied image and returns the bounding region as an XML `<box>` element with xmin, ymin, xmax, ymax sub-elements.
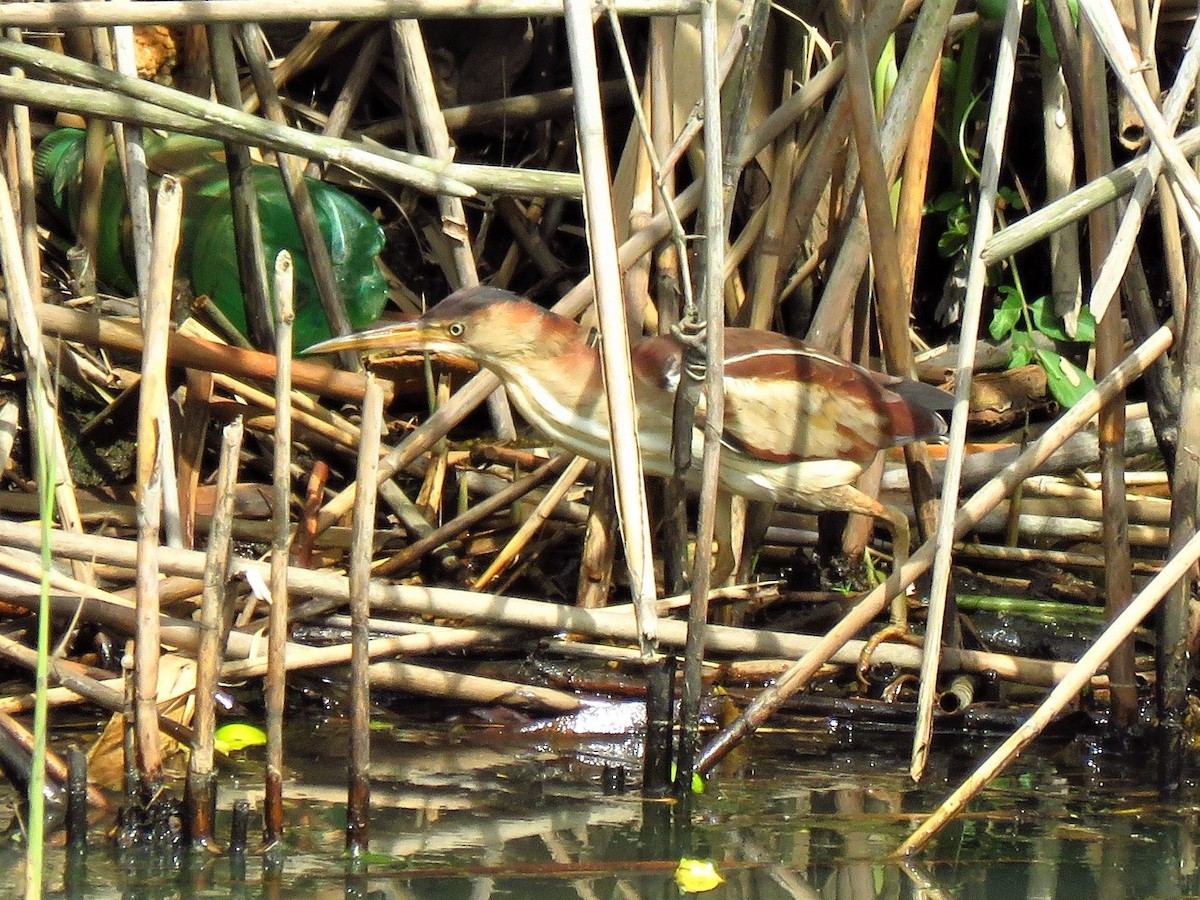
<box><xmin>304</xmin><ymin>319</ymin><xmax>433</xmax><ymax>356</ymax></box>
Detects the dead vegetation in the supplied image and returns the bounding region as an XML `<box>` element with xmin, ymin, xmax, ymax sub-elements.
<box><xmin>0</xmin><ymin>0</ymin><xmax>1196</xmax><ymax>871</ymax></box>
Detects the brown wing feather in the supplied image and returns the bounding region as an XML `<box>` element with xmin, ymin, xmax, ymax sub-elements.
<box><xmin>630</xmin><ymin>329</ymin><xmax>946</xmax><ymax>465</ymax></box>
<box><xmin>721</xmin><ymin>330</ymin><xmax>896</xmax><ymax>464</ymax></box>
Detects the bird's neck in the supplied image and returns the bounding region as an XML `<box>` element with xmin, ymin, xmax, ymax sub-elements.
<box><xmin>486</xmin><ymin>335</ymin><xmax>611</xmax><ymax>461</ymax></box>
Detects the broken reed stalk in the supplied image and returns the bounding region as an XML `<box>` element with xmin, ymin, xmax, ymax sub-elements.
<box><xmin>952</xmin><ymin>541</ymin><xmax>1161</xmax><ymax>574</ymax></box>
<box><xmin>390</xmin><ymin>17</ymin><xmax>515</xmax><ymax>439</ymax></box>
<box><xmin>223</xmin><ymin>626</ymin><xmax>505</xmax><ymax>677</ymax></box>
<box><xmin>838</xmin><ymin>0</ymin><xmax>921</xmax><ymax>569</ymax></box>
<box><xmin>363</xmin><ymin>660</ymin><xmax>580</xmax><ymax>712</ymax></box>
<box><xmin>563</xmin><ymin>0</ymin><xmax>658</xmax><ymax>653</ymax></box>
<box><xmin>804</xmin><ymin>0</ymin><xmax>954</xmax><ymax>348</ymax></box>
<box><xmin>187</xmin><ymin>416</ymin><xmax>243</xmax><ymax>847</ymax></box>
<box><xmin>111</xmin><ymin>29</ymin><xmax>185</xmax><ymax>553</ymax></box>
<box><xmin>911</xmin><ymin>0</ymin><xmax>1020</xmax><ymax>783</ymax></box>
<box><xmin>392</xmin><ymin>19</ymin><xmax>477</xmax><ymax>290</ymax></box>
<box><xmin>110</xmin><ymin>27</ymin><xmax>152</xmax><ymax>297</ymax></box>
<box><xmin>1088</xmin><ymin>15</ymin><xmax>1200</xmax><ymax>322</ymax></box>
<box><xmin>472</xmin><ymin>456</ymin><xmax>590</xmax><ymax>590</ymax></box>
<box><xmin>305</xmin><ymin>30</ymin><xmax>384</xmax><ymax>176</ymax></box>
<box><xmin>377</xmin><ymin>453</ymin><xmax>574</xmax><ymax>576</ymax></box>
<box><xmin>0</xmin><ymin>584</ymin><xmax>553</xmax><ymax>714</ymax></box>
<box><xmin>575</xmin><ymin>468</ymin><xmax>619</xmax><ymax>607</ymax></box>
<box><xmin>0</xmin><ymin>629</ymin><xmax>193</xmax><ymax>749</ymax></box>
<box><xmin>1161</xmin><ymin>158</ymin><xmax>1200</xmax><ymax>784</ymax></box>
<box><xmin>695</xmin><ymin>322</ymin><xmax>1175</xmax><ymax>776</ymax></box>
<box><xmin>1077</xmin><ymin>2</ymin><xmax>1200</xmax><ymax>238</ymax></box>
<box><xmin>0</xmin><ymin>517</ymin><xmax>1076</xmax><ymax>691</ymax></box>
<box><xmin>208</xmin><ymin>21</ymin><xmax>273</xmax><ymax>350</ymax></box>
<box><xmin>896</xmin><ymin>526</ymin><xmax>1200</xmax><ymax>857</ymax></box>
<box><xmin>0</xmin><ymin>0</ymin><xmax>703</xmax><ymax>28</ymax></box>
<box><xmin>675</xmin><ymin>0</ymin><xmax>726</xmax><ymax>797</ymax></box>
<box><xmin>0</xmin><ymin>296</ymin><xmax>384</xmax><ymax>404</ymax></box>
<box><xmin>0</xmin><ymin>38</ymin><xmax>581</xmax><ymax>198</ymax></box>
<box><xmin>894</xmin><ymin>52</ymin><xmax>942</xmax><ymax>550</ymax></box>
<box><xmin>113</xmin><ymin>26</ymin><xmax>187</xmax><ymax>552</ymax></box>
<box><xmin>209</xmin><ymin>371</ymin><xmax>360</xmax><ymax>452</ymax></box>
<box><xmin>265</xmin><ymin>253</ymin><xmax>294</xmax><ymax>847</ymax></box>
<box><xmin>6</xmin><ymin>37</ymin><xmax>40</xmax><ymax>305</ymax></box>
<box><xmin>985</xmin><ymin>121</ymin><xmax>1200</xmax><ymax>263</ymax></box>
<box><xmin>0</xmin><ymin>153</ymin><xmax>90</xmax><ymax>588</ymax></box>
<box><xmin>132</xmin><ymin>174</ymin><xmax>182</xmax><ymax>800</ymax></box>
<box><xmin>0</xmin><ymin>702</ymin><xmax>106</xmax><ymax>813</ymax></box>
<box><xmin>347</xmin><ymin>374</ymin><xmax>384</xmax><ymax>856</ymax></box>
<box><xmin>242</xmin><ymin>20</ymin><xmax>345</xmax><ymax>114</ymax></box>
<box><xmin>1079</xmin><ymin>23</ymin><xmax>1137</xmax><ymax>730</ymax></box>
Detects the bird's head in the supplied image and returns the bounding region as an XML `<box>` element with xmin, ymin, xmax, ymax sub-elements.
<box><xmin>305</xmin><ymin>285</ymin><xmax>584</xmax><ymax>368</ymax></box>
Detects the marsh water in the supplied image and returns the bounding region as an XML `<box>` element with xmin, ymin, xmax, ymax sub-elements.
<box><xmin>2</xmin><ymin>705</ymin><xmax>1198</xmax><ymax>899</ymax></box>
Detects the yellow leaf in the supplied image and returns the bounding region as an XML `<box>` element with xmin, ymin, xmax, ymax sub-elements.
<box><xmin>674</xmin><ymin>858</ymin><xmax>724</xmax><ymax>894</ymax></box>
<box><xmin>214</xmin><ymin>723</ymin><xmax>267</xmax><ymax>754</ymax></box>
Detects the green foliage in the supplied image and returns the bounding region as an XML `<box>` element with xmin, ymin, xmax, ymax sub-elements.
<box><xmin>988</xmin><ymin>285</ymin><xmax>1096</xmax><ymax>408</ymax></box>
<box><xmin>928</xmin><ymin>191</ymin><xmax>972</xmax><ymax>258</ymax></box>
<box><xmin>932</xmin><ymin>5</ymin><xmax>1093</xmax><ymax>410</ymax></box>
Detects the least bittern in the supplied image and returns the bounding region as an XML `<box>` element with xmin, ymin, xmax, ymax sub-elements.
<box><xmin>307</xmin><ymin>285</ymin><xmax>948</xmax><ymax>562</ymax></box>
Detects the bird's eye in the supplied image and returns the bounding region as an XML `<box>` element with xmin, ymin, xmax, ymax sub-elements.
<box><xmin>448</xmin><ymin>322</ymin><xmax>466</xmax><ymax>337</ymax></box>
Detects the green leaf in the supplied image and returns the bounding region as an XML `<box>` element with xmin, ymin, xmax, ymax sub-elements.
<box><xmin>989</xmin><ymin>287</ymin><xmax>1024</xmax><ymax>340</ymax></box>
<box><xmin>1035</xmin><ymin>0</ymin><xmax>1059</xmax><ymax>64</ymax></box>
<box><xmin>1009</xmin><ymin>330</ymin><xmax>1033</xmax><ymax>368</ymax></box>
<box><xmin>976</xmin><ymin>0</ymin><xmax>1009</xmax><ymax>22</ymax></box>
<box><xmin>925</xmin><ymin>191</ymin><xmax>966</xmax><ymax>215</ymax></box>
<box><xmin>1030</xmin><ymin>295</ymin><xmax>1096</xmax><ymax>342</ymax></box>
<box><xmin>670</xmin><ymin>763</ymin><xmax>707</xmax><ymax>794</ymax></box>
<box><xmin>997</xmin><ymin>185</ymin><xmax>1025</xmax><ymax>211</ymax></box>
<box><xmin>1036</xmin><ymin>348</ymin><xmax>1096</xmax><ymax>408</ymax></box>
<box><xmin>1071</xmin><ymin>304</ymin><xmax>1097</xmax><ymax>343</ymax></box>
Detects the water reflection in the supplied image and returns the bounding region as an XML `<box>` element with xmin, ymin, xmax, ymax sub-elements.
<box><xmin>2</xmin><ymin>717</ymin><xmax>1198</xmax><ymax>898</ymax></box>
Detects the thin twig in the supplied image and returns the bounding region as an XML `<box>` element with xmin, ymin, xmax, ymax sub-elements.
<box><xmin>346</xmin><ymin>373</ymin><xmax>383</xmax><ymax>855</ymax></box>
<box><xmin>187</xmin><ymin>415</ymin><xmax>243</xmax><ymax>846</ymax></box>
<box><xmin>264</xmin><ymin>252</ymin><xmax>294</xmax><ymax>846</ymax></box>
<box><xmin>910</xmin><ymin>0</ymin><xmax>1022</xmax><ymax>783</ymax></box>
<box><xmin>240</xmin><ymin>22</ymin><xmax>362</xmax><ymax>370</ymax></box>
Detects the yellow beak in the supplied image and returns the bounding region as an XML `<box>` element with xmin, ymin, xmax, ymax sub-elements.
<box><xmin>304</xmin><ymin>319</ymin><xmax>433</xmax><ymax>356</ymax></box>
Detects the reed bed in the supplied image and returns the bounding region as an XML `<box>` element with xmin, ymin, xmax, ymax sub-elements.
<box><xmin>0</xmin><ymin>0</ymin><xmax>1197</xmax><ymax>882</ymax></box>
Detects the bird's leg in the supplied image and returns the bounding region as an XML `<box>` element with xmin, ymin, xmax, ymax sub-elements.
<box><xmin>814</xmin><ymin>485</ymin><xmax>912</xmax><ymax>630</ymax></box>
<box><xmin>876</xmin><ymin>503</ymin><xmax>912</xmax><ymax>632</ymax></box>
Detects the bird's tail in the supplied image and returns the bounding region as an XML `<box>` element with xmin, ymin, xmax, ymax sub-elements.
<box><xmin>887</xmin><ymin>380</ymin><xmax>952</xmax><ymax>443</ymax></box>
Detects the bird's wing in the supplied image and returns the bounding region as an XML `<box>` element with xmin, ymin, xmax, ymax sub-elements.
<box><xmin>631</xmin><ymin>330</ymin><xmax>940</xmax><ymax>465</ymax></box>
<box><xmin>718</xmin><ymin>330</ymin><xmax>897</xmax><ymax>465</ymax></box>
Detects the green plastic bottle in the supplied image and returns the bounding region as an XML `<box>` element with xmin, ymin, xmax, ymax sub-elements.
<box><xmin>35</xmin><ymin>127</ymin><xmax>389</xmax><ymax>351</ymax></box>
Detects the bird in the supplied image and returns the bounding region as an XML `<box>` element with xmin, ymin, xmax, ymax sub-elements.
<box><xmin>306</xmin><ymin>285</ymin><xmax>948</xmax><ymax>564</ymax></box>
